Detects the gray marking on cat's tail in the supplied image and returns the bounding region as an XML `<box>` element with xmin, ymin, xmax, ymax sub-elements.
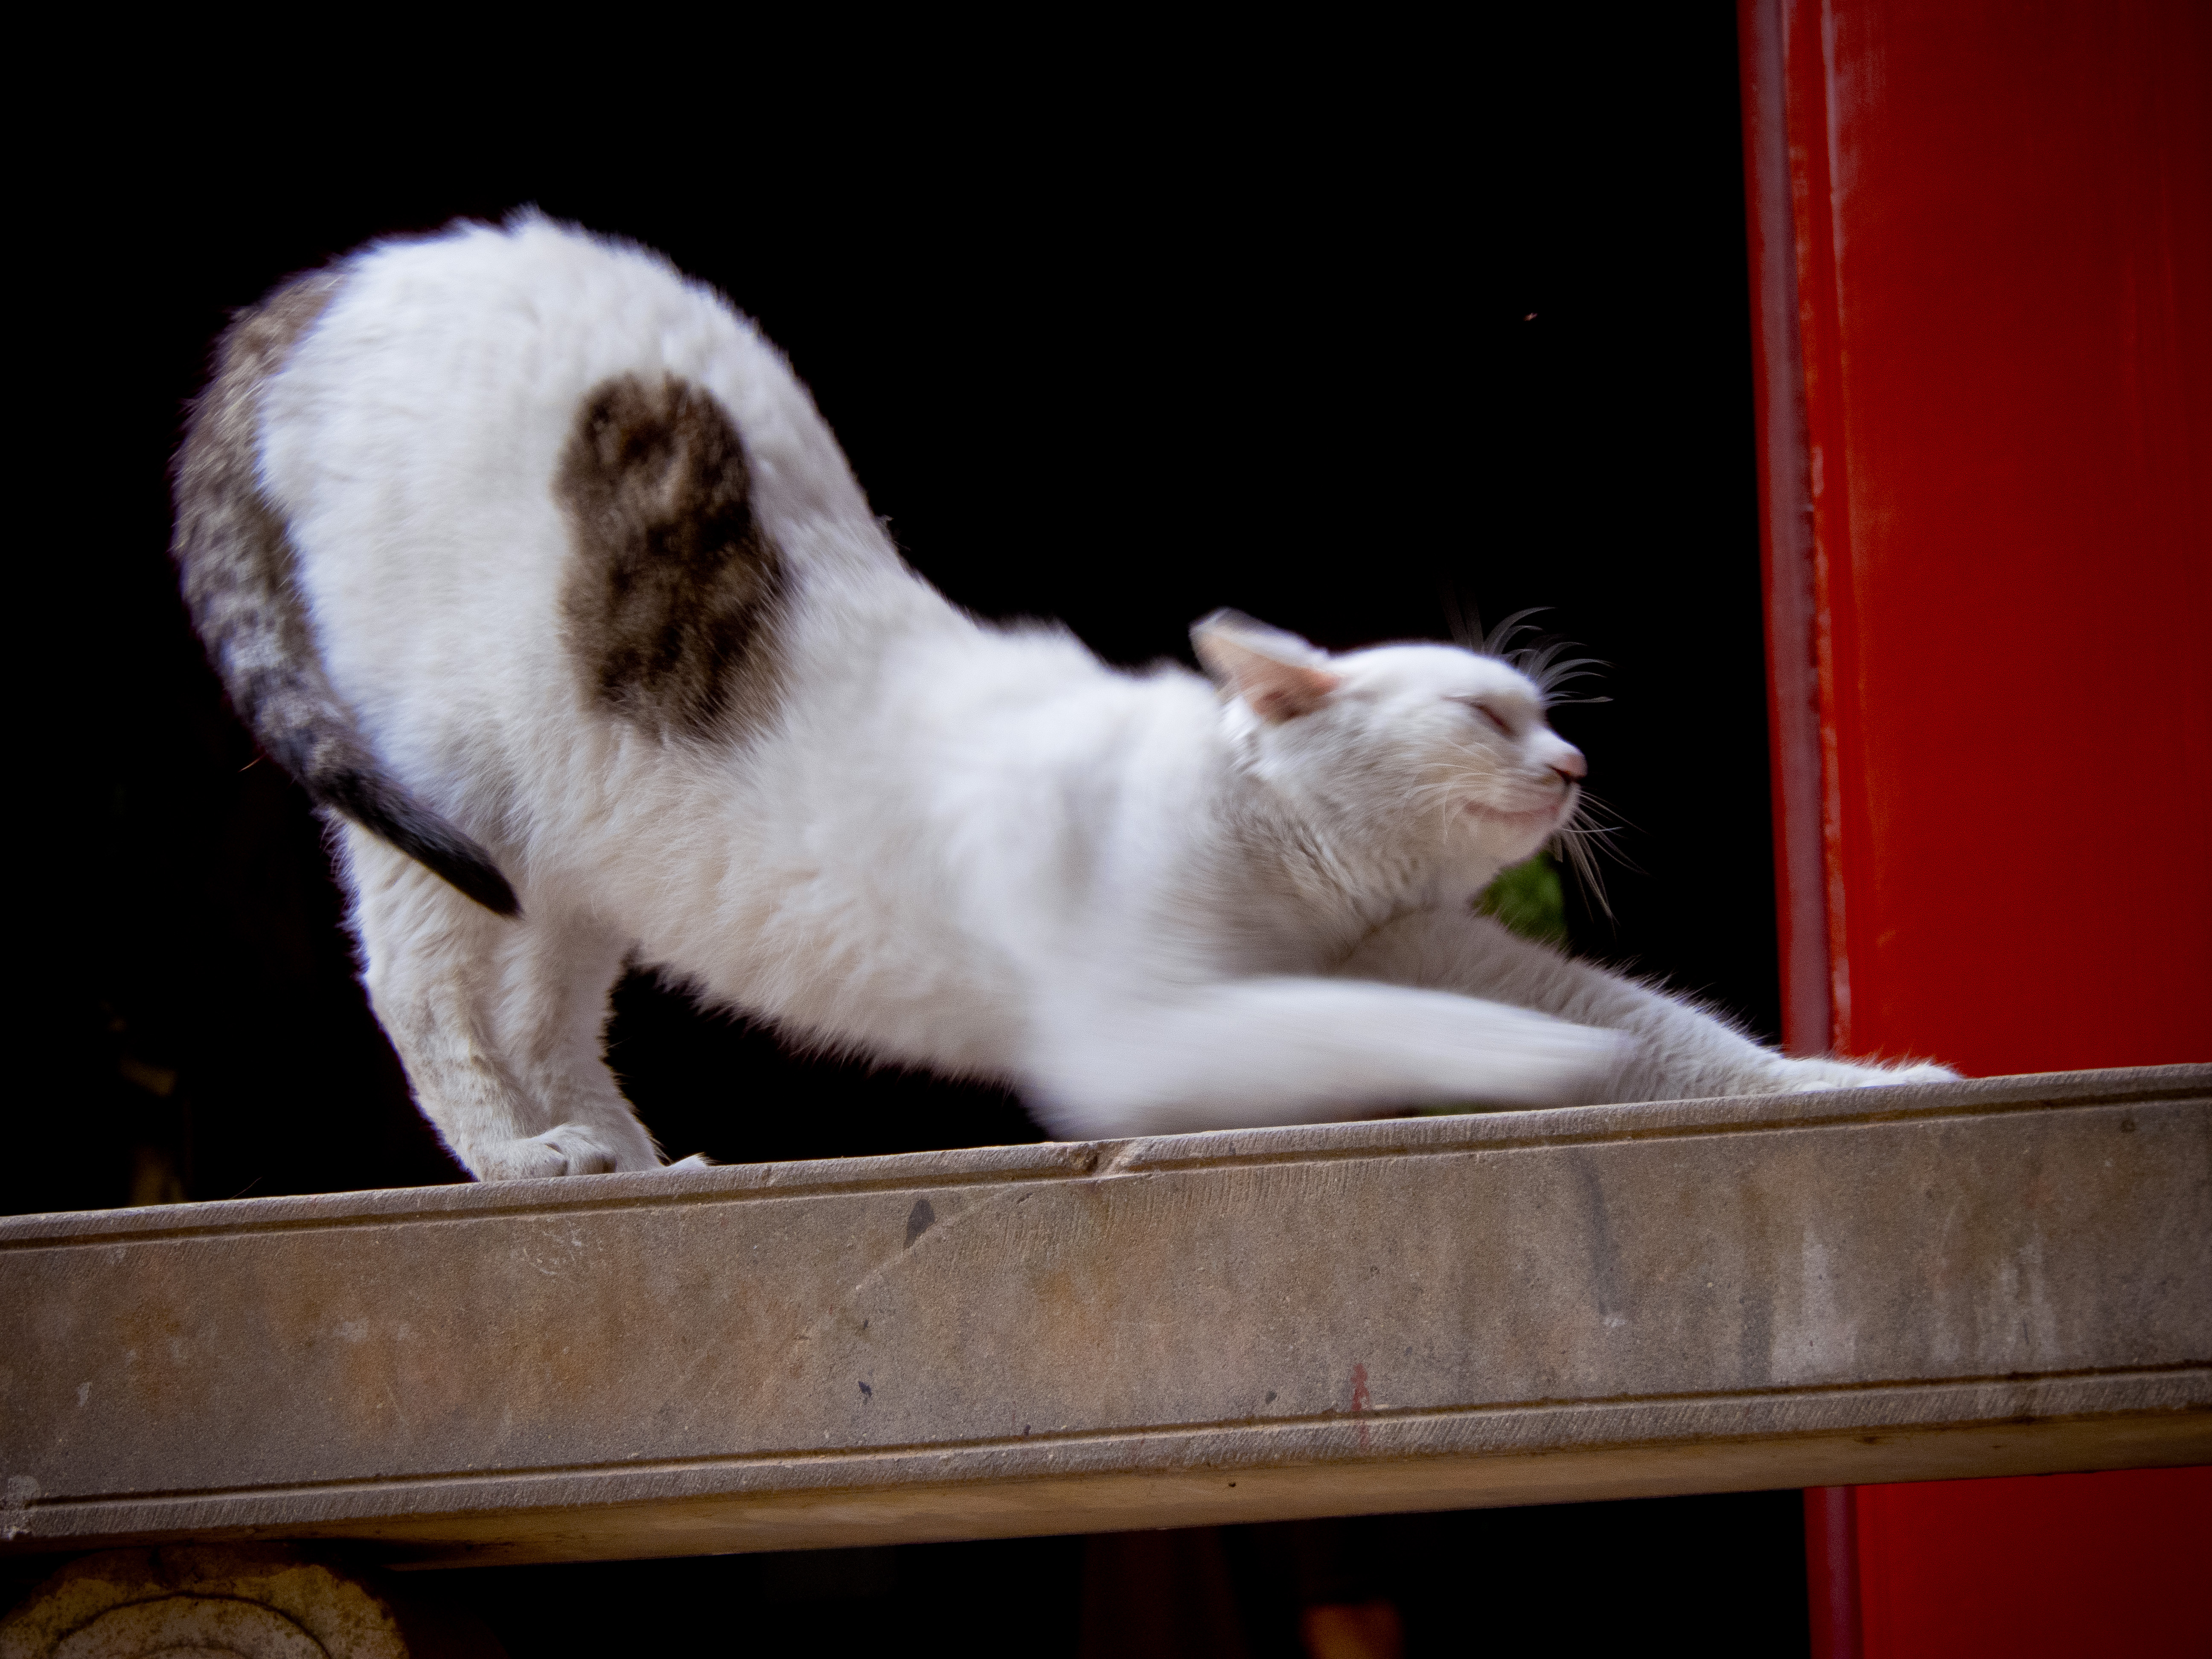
<box><xmin>171</xmin><ymin>268</ymin><xmax>521</xmax><ymax>918</ymax></box>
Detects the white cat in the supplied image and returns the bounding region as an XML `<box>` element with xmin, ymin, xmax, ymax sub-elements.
<box><xmin>173</xmin><ymin>213</ymin><xmax>1947</xmax><ymax>1180</ymax></box>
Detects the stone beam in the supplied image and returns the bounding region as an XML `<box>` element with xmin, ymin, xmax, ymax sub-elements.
<box><xmin>3</xmin><ymin>1065</ymin><xmax>2206</xmax><ymax>1568</ymax></box>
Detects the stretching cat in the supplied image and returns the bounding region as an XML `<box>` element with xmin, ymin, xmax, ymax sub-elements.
<box><xmin>174</xmin><ymin>213</ymin><xmax>1946</xmax><ymax>1180</ymax></box>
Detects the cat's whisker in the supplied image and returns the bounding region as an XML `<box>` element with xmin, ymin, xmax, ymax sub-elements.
<box><xmin>1438</xmin><ymin>582</ymin><xmax>1482</xmax><ymax>653</ymax></box>
<box><xmin>1479</xmin><ymin>607</ymin><xmax>1551</xmax><ymax>659</ymax></box>
<box><xmin>1548</xmin><ymin>789</ymin><xmax>1637</xmax><ymax>923</ymax></box>
<box><xmin>1471</xmin><ymin>614</ymin><xmax>1613</xmax><ymax>704</ymax></box>
<box><xmin>1559</xmin><ymin>829</ymin><xmax>1612</xmax><ymax>922</ymax></box>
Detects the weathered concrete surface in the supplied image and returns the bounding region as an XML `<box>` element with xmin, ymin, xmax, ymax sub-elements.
<box><xmin>2</xmin><ymin>1065</ymin><xmax>2206</xmax><ymax>1567</ymax></box>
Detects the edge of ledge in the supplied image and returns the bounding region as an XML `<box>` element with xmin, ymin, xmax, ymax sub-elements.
<box><xmin>3</xmin><ymin>1063</ymin><xmax>2203</xmax><ymax>1249</ymax></box>
<box><xmin>9</xmin><ymin>1365</ymin><xmax>2208</xmax><ymax>1558</ymax></box>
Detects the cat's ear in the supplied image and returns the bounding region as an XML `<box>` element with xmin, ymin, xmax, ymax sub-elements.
<box><xmin>1191</xmin><ymin>610</ymin><xmax>1342</xmax><ymax>722</ymax></box>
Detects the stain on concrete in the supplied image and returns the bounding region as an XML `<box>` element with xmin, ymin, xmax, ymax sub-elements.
<box><xmin>904</xmin><ymin>1199</ymin><xmax>936</xmax><ymax>1250</ymax></box>
<box><xmin>1572</xmin><ymin>1152</ymin><xmax>1627</xmax><ymax>1327</ymax></box>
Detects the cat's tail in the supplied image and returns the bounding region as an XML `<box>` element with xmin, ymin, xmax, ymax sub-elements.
<box><xmin>170</xmin><ymin>269</ymin><xmax>521</xmax><ymax>919</ymax></box>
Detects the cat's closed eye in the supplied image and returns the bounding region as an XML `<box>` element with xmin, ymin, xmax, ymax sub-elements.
<box><xmin>1462</xmin><ymin>700</ymin><xmax>1514</xmax><ymax>737</ymax></box>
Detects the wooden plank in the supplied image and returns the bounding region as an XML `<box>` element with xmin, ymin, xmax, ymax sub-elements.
<box><xmin>3</xmin><ymin>1065</ymin><xmax>2206</xmax><ymax>1567</ymax></box>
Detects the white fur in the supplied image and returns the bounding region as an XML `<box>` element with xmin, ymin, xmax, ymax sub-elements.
<box><xmin>257</xmin><ymin>216</ymin><xmax>1948</xmax><ymax>1179</ymax></box>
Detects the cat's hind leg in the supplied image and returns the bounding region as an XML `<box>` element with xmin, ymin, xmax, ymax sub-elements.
<box><xmin>339</xmin><ymin>824</ymin><xmax>660</xmax><ymax>1179</ymax></box>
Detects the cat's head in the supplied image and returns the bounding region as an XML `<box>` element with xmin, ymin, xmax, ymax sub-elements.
<box><xmin>1193</xmin><ymin>610</ymin><xmax>1586</xmax><ymax>885</ymax></box>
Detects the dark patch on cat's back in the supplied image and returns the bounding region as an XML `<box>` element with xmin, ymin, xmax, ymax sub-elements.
<box><xmin>557</xmin><ymin>374</ymin><xmax>787</xmax><ymax>742</ymax></box>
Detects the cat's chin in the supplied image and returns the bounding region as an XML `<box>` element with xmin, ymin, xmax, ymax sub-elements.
<box><xmin>1464</xmin><ymin>800</ymin><xmax>1562</xmax><ymax>833</ymax></box>
<box><xmin>1462</xmin><ymin>800</ymin><xmax>1563</xmax><ymax>862</ymax></box>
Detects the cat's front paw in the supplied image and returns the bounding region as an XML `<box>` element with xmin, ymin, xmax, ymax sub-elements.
<box><xmin>1871</xmin><ymin>1060</ymin><xmax>1961</xmax><ymax>1085</ymax></box>
<box><xmin>470</xmin><ymin>1123</ymin><xmax>653</xmax><ymax>1180</ymax></box>
<box><xmin>1781</xmin><ymin>1056</ymin><xmax>1960</xmax><ymax>1093</ymax></box>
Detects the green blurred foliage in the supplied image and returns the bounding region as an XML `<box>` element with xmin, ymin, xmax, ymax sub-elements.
<box><xmin>1476</xmin><ymin>851</ymin><xmax>1569</xmax><ymax>947</ymax></box>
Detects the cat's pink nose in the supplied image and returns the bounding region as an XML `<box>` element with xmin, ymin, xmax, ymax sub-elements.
<box><xmin>1551</xmin><ymin>748</ymin><xmax>1587</xmax><ymax>784</ymax></box>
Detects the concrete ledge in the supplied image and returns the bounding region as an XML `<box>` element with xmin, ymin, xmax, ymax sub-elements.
<box><xmin>3</xmin><ymin>1065</ymin><xmax>2206</xmax><ymax>1566</ymax></box>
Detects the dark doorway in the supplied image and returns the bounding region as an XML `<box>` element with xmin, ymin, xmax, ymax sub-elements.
<box><xmin>15</xmin><ymin>11</ymin><xmax>1804</xmax><ymax>1655</ymax></box>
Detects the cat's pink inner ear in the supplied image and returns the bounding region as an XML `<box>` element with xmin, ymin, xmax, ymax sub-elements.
<box><xmin>1246</xmin><ymin>662</ymin><xmax>1342</xmax><ymax>722</ymax></box>
<box><xmin>1199</xmin><ymin>633</ymin><xmax>1342</xmax><ymax>722</ymax></box>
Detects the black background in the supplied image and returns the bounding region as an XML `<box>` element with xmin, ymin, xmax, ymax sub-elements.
<box><xmin>12</xmin><ymin>11</ymin><xmax>1810</xmax><ymax>1653</ymax></box>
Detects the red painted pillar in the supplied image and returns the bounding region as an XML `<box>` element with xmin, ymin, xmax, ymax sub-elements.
<box><xmin>1737</xmin><ymin>2</ymin><xmax>2212</xmax><ymax>1653</ymax></box>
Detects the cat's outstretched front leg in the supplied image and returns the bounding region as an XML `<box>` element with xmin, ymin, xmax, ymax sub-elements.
<box><xmin>1023</xmin><ymin>977</ymin><xmax>1632</xmax><ymax>1139</ymax></box>
<box><xmin>1339</xmin><ymin>905</ymin><xmax>1953</xmax><ymax>1103</ymax></box>
<box><xmin>340</xmin><ymin>825</ymin><xmax>661</xmax><ymax>1179</ymax></box>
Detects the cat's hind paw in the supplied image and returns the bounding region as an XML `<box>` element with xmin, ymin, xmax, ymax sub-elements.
<box><xmin>469</xmin><ymin>1123</ymin><xmax>658</xmax><ymax>1180</ymax></box>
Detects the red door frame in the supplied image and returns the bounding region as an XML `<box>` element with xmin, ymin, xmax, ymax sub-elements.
<box><xmin>1736</xmin><ymin>2</ymin><xmax>2211</xmax><ymax>1653</ymax></box>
